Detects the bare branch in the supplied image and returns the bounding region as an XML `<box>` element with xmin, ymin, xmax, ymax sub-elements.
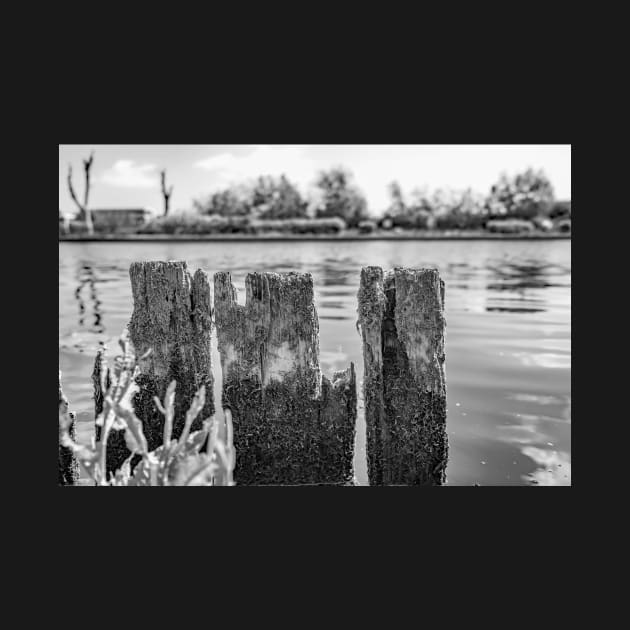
<box><xmin>160</xmin><ymin>169</ymin><xmax>172</xmax><ymax>216</ymax></box>
<box><xmin>67</xmin><ymin>152</ymin><xmax>94</xmax><ymax>234</ymax></box>
<box><xmin>83</xmin><ymin>151</ymin><xmax>94</xmax><ymax>209</ymax></box>
<box><xmin>67</xmin><ymin>164</ymin><xmax>84</xmax><ymax>216</ymax></box>
<box><xmin>81</xmin><ymin>152</ymin><xmax>94</xmax><ymax>234</ymax></box>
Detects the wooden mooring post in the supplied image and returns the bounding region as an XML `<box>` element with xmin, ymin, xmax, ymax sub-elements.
<box><xmin>357</xmin><ymin>267</ymin><xmax>448</xmax><ymax>485</ymax></box>
<box><xmin>59</xmin><ymin>371</ymin><xmax>79</xmax><ymax>485</ymax></box>
<box><xmin>92</xmin><ymin>347</ymin><xmax>129</xmax><ymax>475</ymax></box>
<box><xmin>214</xmin><ymin>271</ymin><xmax>357</xmax><ymax>485</ymax></box>
<box><xmin>127</xmin><ymin>261</ymin><xmax>215</xmax><ymax>454</ymax></box>
<box><xmin>77</xmin><ymin>261</ymin><xmax>447</xmax><ymax>486</ymax></box>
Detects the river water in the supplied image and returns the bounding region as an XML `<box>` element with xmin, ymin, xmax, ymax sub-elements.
<box><xmin>59</xmin><ymin>239</ymin><xmax>571</xmax><ymax>485</ymax></box>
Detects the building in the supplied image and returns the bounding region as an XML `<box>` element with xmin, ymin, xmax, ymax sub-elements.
<box><xmin>90</xmin><ymin>208</ymin><xmax>156</xmax><ymax>232</ymax></box>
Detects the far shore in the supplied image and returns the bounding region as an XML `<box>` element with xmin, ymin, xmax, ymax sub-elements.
<box><xmin>59</xmin><ymin>231</ymin><xmax>570</xmax><ymax>243</ymax></box>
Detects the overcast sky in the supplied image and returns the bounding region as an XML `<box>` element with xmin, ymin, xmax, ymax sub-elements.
<box><xmin>59</xmin><ymin>144</ymin><xmax>571</xmax><ymax>216</ymax></box>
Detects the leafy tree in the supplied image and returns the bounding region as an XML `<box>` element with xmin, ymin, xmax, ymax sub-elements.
<box><xmin>410</xmin><ymin>187</ymin><xmax>438</xmax><ymax>215</ymax></box>
<box><xmin>387</xmin><ymin>181</ymin><xmax>406</xmax><ymax>216</ymax></box>
<box><xmin>313</xmin><ymin>167</ymin><xmax>368</xmax><ymax>228</ymax></box>
<box><xmin>486</xmin><ymin>168</ymin><xmax>555</xmax><ymax>219</ymax></box>
<box><xmin>384</xmin><ymin>185</ymin><xmax>487</xmax><ymax>230</ymax></box>
<box><xmin>193</xmin><ymin>186</ymin><xmax>250</xmax><ymax>217</ymax></box>
<box><xmin>250</xmin><ymin>175</ymin><xmax>308</xmax><ymax>219</ymax></box>
<box><xmin>433</xmin><ymin>188</ymin><xmax>487</xmax><ymax>229</ymax></box>
<box><xmin>383</xmin><ymin>184</ymin><xmax>433</xmax><ymax>229</ymax></box>
<box><xmin>194</xmin><ymin>175</ymin><xmax>307</xmax><ymax>220</ymax></box>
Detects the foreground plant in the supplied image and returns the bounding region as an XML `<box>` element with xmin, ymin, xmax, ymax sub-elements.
<box><xmin>59</xmin><ymin>333</ymin><xmax>235</xmax><ymax>486</ymax></box>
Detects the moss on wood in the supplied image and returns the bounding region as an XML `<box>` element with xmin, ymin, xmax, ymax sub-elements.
<box><xmin>59</xmin><ymin>373</ymin><xmax>79</xmax><ymax>485</ymax></box>
<box><xmin>214</xmin><ymin>271</ymin><xmax>356</xmax><ymax>485</ymax></box>
<box><xmin>358</xmin><ymin>266</ymin><xmax>447</xmax><ymax>485</ymax></box>
<box><xmin>128</xmin><ymin>261</ymin><xmax>214</xmax><ymax>454</ymax></box>
<box><xmin>92</xmin><ymin>347</ymin><xmax>130</xmax><ymax>475</ymax></box>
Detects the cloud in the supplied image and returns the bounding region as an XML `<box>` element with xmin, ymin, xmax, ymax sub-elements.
<box><xmin>100</xmin><ymin>160</ymin><xmax>158</xmax><ymax>188</ymax></box>
<box><xmin>194</xmin><ymin>146</ymin><xmax>316</xmax><ymax>191</ymax></box>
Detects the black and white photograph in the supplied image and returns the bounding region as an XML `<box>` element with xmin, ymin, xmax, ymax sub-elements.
<box><xmin>58</xmin><ymin>144</ymin><xmax>571</xmax><ymax>487</ymax></box>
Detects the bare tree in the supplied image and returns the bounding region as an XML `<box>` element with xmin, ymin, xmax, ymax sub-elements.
<box><xmin>160</xmin><ymin>170</ymin><xmax>173</xmax><ymax>216</ymax></box>
<box><xmin>67</xmin><ymin>151</ymin><xmax>95</xmax><ymax>235</ymax></box>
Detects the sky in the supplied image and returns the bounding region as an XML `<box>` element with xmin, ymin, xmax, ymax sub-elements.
<box><xmin>59</xmin><ymin>145</ymin><xmax>571</xmax><ymax>217</ymax></box>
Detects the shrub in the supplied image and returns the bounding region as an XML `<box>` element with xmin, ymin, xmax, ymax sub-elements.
<box><xmin>486</xmin><ymin>168</ymin><xmax>555</xmax><ymax>219</ymax></box>
<box><xmin>532</xmin><ymin>216</ymin><xmax>554</xmax><ymax>232</ymax></box>
<box><xmin>67</xmin><ymin>220</ymin><xmax>91</xmax><ymax>235</ymax></box>
<box><xmin>137</xmin><ymin>215</ymin><xmax>348</xmax><ymax>235</ymax></box>
<box><xmin>314</xmin><ymin>167</ymin><xmax>369</xmax><ymax>228</ymax></box>
<box><xmin>138</xmin><ymin>214</ymin><xmax>251</xmax><ymax>235</ymax></box>
<box><xmin>59</xmin><ymin>210</ymin><xmax>70</xmax><ymax>235</ymax></box>
<box><xmin>208</xmin><ymin>215</ymin><xmax>250</xmax><ymax>233</ymax></box>
<box><xmin>249</xmin><ymin>217</ymin><xmax>346</xmax><ymax>234</ymax></box>
<box><xmin>486</xmin><ymin>219</ymin><xmax>535</xmax><ymax>234</ymax></box>
<box><xmin>391</xmin><ymin>210</ymin><xmax>433</xmax><ymax>230</ymax></box>
<box><xmin>358</xmin><ymin>220</ymin><xmax>377</xmax><ymax>234</ymax></box>
<box><xmin>555</xmin><ymin>218</ymin><xmax>571</xmax><ymax>233</ymax></box>
<box><xmin>379</xmin><ymin>216</ymin><xmax>394</xmax><ymax>230</ymax></box>
<box><xmin>549</xmin><ymin>201</ymin><xmax>571</xmax><ymax>220</ymax></box>
<box><xmin>59</xmin><ymin>332</ymin><xmax>235</xmax><ymax>486</ymax></box>
<box><xmin>435</xmin><ymin>213</ymin><xmax>487</xmax><ymax>230</ymax></box>
<box><xmin>382</xmin><ymin>182</ymin><xmax>432</xmax><ymax>230</ymax></box>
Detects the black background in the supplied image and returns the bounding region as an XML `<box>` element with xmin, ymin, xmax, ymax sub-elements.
<box><xmin>12</xmin><ymin>15</ymin><xmax>582</xmax><ymax>616</ymax></box>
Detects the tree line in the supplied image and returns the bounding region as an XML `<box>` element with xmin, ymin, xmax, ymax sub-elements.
<box><xmin>191</xmin><ymin>166</ymin><xmax>563</xmax><ymax>229</ymax></box>
<box><xmin>62</xmin><ymin>150</ymin><xmax>568</xmax><ymax>235</ymax></box>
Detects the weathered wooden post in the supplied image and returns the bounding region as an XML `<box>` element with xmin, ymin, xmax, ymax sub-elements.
<box><xmin>59</xmin><ymin>371</ymin><xmax>80</xmax><ymax>485</ymax></box>
<box><xmin>92</xmin><ymin>347</ymin><xmax>130</xmax><ymax>475</ymax></box>
<box><xmin>357</xmin><ymin>267</ymin><xmax>447</xmax><ymax>485</ymax></box>
<box><xmin>214</xmin><ymin>271</ymin><xmax>357</xmax><ymax>485</ymax></box>
<box><xmin>128</xmin><ymin>261</ymin><xmax>214</xmax><ymax>454</ymax></box>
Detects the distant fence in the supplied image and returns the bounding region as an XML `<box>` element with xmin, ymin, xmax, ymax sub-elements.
<box><xmin>59</xmin><ymin>261</ymin><xmax>447</xmax><ymax>486</ymax></box>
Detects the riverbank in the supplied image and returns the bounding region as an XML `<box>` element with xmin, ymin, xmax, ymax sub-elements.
<box><xmin>59</xmin><ymin>231</ymin><xmax>570</xmax><ymax>242</ymax></box>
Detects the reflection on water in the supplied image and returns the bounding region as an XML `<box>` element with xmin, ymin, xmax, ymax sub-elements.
<box><xmin>484</xmin><ymin>257</ymin><xmax>571</xmax><ymax>315</ymax></box>
<box><xmin>512</xmin><ymin>352</ymin><xmax>571</xmax><ymax>370</ymax></box>
<box><xmin>74</xmin><ymin>264</ymin><xmax>104</xmax><ymax>334</ymax></box>
<box><xmin>521</xmin><ymin>447</ymin><xmax>571</xmax><ymax>485</ymax></box>
<box><xmin>60</xmin><ymin>263</ymin><xmax>111</xmax><ymax>356</ymax></box>
<box><xmin>486</xmin><ymin>258</ymin><xmax>570</xmax><ymax>289</ymax></box>
<box><xmin>486</xmin><ymin>307</ymin><xmax>545</xmax><ymax>313</ymax></box>
<box><xmin>59</xmin><ymin>239</ymin><xmax>571</xmax><ymax>486</ymax></box>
